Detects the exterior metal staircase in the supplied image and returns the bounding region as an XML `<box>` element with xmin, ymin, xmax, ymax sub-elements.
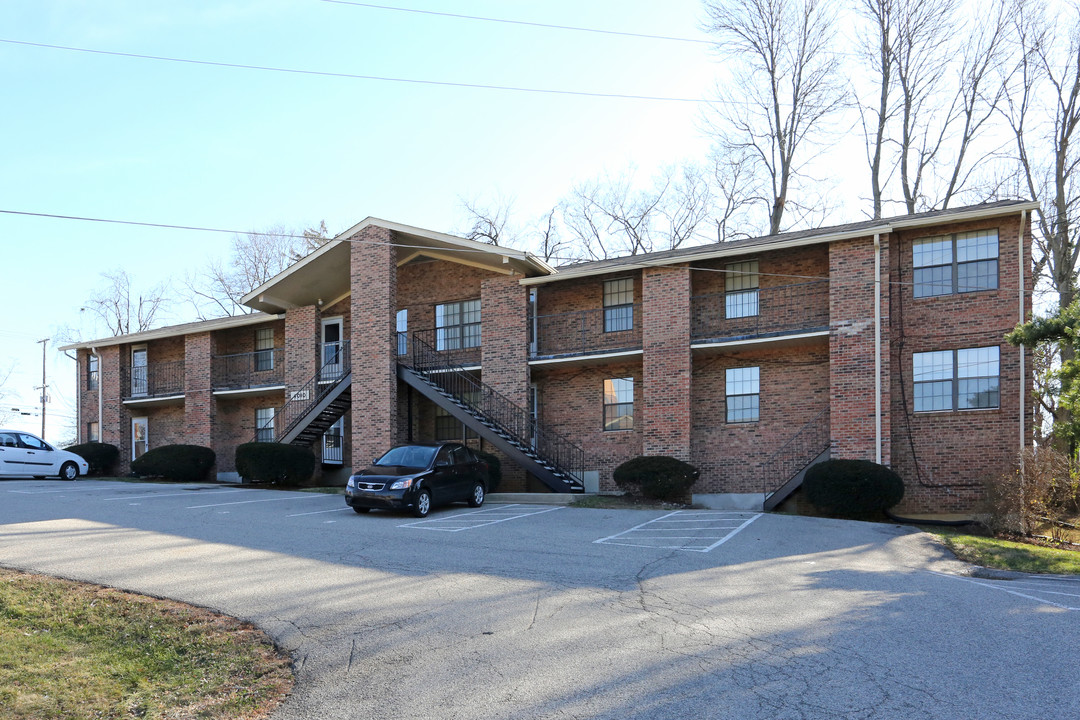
<box><xmin>400</xmin><ymin>333</ymin><xmax>585</xmax><ymax>493</ymax></box>
<box><xmin>255</xmin><ymin>342</ymin><xmax>352</xmax><ymax>447</ymax></box>
<box><xmin>761</xmin><ymin>408</ymin><xmax>831</xmax><ymax>511</ymax></box>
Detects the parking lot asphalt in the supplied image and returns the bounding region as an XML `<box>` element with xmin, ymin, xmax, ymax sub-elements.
<box><xmin>1</xmin><ymin>479</ymin><xmax>1078</xmax><ymax>719</ymax></box>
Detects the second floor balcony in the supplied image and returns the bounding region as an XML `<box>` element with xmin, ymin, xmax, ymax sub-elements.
<box><xmin>122</xmin><ymin>360</ymin><xmax>185</xmax><ymax>401</ymax></box>
<box><xmin>212</xmin><ymin>348</ymin><xmax>285</xmax><ymax>391</ymax></box>
<box><xmin>691</xmin><ymin>281</ymin><xmax>829</xmax><ymax>344</ymax></box>
<box><xmin>530</xmin><ymin>304</ymin><xmax>643</xmax><ymax>360</ymax></box>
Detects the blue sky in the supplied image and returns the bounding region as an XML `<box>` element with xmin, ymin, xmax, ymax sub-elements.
<box><xmin>0</xmin><ymin>1</ymin><xmax>720</xmax><ymax>442</ymax></box>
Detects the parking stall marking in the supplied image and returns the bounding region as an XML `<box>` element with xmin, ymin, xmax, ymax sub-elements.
<box><xmin>595</xmin><ymin>511</ymin><xmax>762</xmax><ymax>552</ymax></box>
<box><xmin>103</xmin><ymin>489</ymin><xmax>248</xmax><ymax>502</ymax></box>
<box><xmin>929</xmin><ymin>571</ymin><xmax>1080</xmax><ymax>611</ymax></box>
<box><xmin>186</xmin><ymin>494</ymin><xmax>327</xmax><ymax>510</ymax></box>
<box><xmin>399</xmin><ymin>504</ymin><xmax>563</xmax><ymax>532</ymax></box>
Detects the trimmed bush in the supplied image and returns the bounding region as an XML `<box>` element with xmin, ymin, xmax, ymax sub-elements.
<box><xmin>474</xmin><ymin>450</ymin><xmax>502</xmax><ymax>492</ymax></box>
<box><xmin>613</xmin><ymin>456</ymin><xmax>700</xmax><ymax>502</ymax></box>
<box><xmin>64</xmin><ymin>442</ymin><xmax>120</xmax><ymax>476</ymax></box>
<box><xmin>235</xmin><ymin>443</ymin><xmax>316</xmax><ymax>486</ymax></box>
<box><xmin>803</xmin><ymin>459</ymin><xmax>904</xmax><ymax>516</ymax></box>
<box><xmin>130</xmin><ymin>444</ymin><xmax>216</xmax><ymax>483</ymax></box>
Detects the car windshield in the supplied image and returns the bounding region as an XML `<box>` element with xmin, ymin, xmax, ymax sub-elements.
<box><xmin>375</xmin><ymin>446</ymin><xmax>437</xmax><ymax>468</ymax></box>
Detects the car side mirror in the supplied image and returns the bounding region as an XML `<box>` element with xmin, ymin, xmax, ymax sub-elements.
<box><xmin>435</xmin><ymin>459</ymin><xmax>450</xmax><ymax>467</ymax></box>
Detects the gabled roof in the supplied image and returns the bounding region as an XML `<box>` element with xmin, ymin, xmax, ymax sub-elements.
<box><xmin>241</xmin><ymin>217</ymin><xmax>554</xmax><ymax>314</ymax></box>
<box><xmin>58</xmin><ymin>312</ymin><xmax>283</xmax><ymax>352</ymax></box>
<box><xmin>520</xmin><ymin>199</ymin><xmax>1039</xmax><ymax>285</ymax></box>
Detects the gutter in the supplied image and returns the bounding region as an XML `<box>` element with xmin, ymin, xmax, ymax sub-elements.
<box><xmin>874</xmin><ymin>232</ymin><xmax>882</xmax><ymax>465</ymax></box>
<box><xmin>1018</xmin><ymin>210</ymin><xmax>1027</xmax><ymax>451</ymax></box>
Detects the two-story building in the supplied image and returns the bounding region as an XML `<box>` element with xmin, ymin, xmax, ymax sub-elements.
<box><xmin>63</xmin><ymin>200</ymin><xmax>1035</xmax><ymax>513</ymax></box>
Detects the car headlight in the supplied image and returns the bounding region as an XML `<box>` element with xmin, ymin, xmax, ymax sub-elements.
<box><xmin>389</xmin><ymin>478</ymin><xmax>413</xmax><ymax>490</ymax></box>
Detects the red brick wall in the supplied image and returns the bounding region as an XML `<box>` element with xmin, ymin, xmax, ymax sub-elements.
<box><xmin>690</xmin><ymin>244</ymin><xmax>829</xmax><ymax>295</ymax></box>
<box><xmin>481</xmin><ymin>274</ymin><xmax>529</xmax><ymax>407</ymax></box>
<box><xmin>691</xmin><ymin>342</ymin><xmax>830</xmax><ymax>494</ymax></box>
<box><xmin>212</xmin><ymin>320</ymin><xmax>286</xmax><ymax>355</ymax></box>
<box><xmin>215</xmin><ymin>393</ymin><xmax>286</xmax><ymax>473</ymax></box>
<box><xmin>285</xmin><ymin>306</ymin><xmax>320</xmax><ymax>391</ymax></box>
<box><xmin>351</xmin><ymin>226</ymin><xmax>398</xmax><ymax>463</ymax></box>
<box><xmin>184</xmin><ymin>332</ymin><xmax>213</xmax><ymax>453</ymax></box>
<box><xmin>533</xmin><ymin>271</ymin><xmax>641</xmax><ymax>317</ymax></box>
<box><xmin>397</xmin><ymin>259</ymin><xmax>498</xmax><ymax>329</ymax></box>
<box><xmin>642</xmin><ymin>266</ymin><xmax>691</xmax><ymax>459</ymax></box>
<box><xmin>531</xmin><ymin>361</ymin><xmax>643</xmax><ymax>489</ymax></box>
<box><xmin>888</xmin><ymin>213</ymin><xmax>1032</xmax><ymax>512</ymax></box>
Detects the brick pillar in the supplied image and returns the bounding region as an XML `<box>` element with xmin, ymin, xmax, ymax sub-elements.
<box><xmin>481</xmin><ymin>274</ymin><xmax>528</xmax><ymax>407</ymax></box>
<box><xmin>830</xmin><ymin>236</ymin><xmax>890</xmax><ymax>464</ymax></box>
<box><xmin>98</xmin><ymin>345</ymin><xmax>128</xmax><ymax>471</ymax></box>
<box><xmin>351</xmin><ymin>225</ymin><xmax>398</xmax><ymax>464</ymax></box>
<box><xmin>285</xmin><ymin>306</ymin><xmax>320</xmax><ymax>392</ymax></box>
<box><xmin>184</xmin><ymin>332</ymin><xmax>214</xmax><ymax>451</ymax></box>
<box><xmin>642</xmin><ymin>265</ymin><xmax>692</xmax><ymax>460</ymax></box>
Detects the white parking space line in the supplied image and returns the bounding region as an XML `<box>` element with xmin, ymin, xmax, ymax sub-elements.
<box><xmin>187</xmin><ymin>494</ymin><xmax>326</xmax><ymax>509</ymax></box>
<box><xmin>399</xmin><ymin>504</ymin><xmax>563</xmax><ymax>532</ymax></box>
<box><xmin>928</xmin><ymin>571</ymin><xmax>1080</xmax><ymax>611</ymax></box>
<box><xmin>285</xmin><ymin>507</ymin><xmax>354</xmax><ymax>518</ymax></box>
<box><xmin>104</xmin><ymin>489</ymin><xmax>247</xmax><ymax>502</ymax></box>
<box><xmin>595</xmin><ymin>511</ymin><xmax>762</xmax><ymax>552</ymax></box>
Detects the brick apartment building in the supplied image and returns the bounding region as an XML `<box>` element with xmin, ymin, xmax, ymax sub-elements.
<box><xmin>63</xmin><ymin>200</ymin><xmax>1035</xmax><ymax>513</ymax></box>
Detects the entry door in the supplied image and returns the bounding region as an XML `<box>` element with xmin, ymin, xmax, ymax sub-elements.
<box><xmin>132</xmin><ymin>418</ymin><xmax>148</xmax><ymax>461</ymax></box>
<box><xmin>321</xmin><ymin>318</ymin><xmax>343</xmax><ymax>381</ymax></box>
<box><xmin>131</xmin><ymin>346</ymin><xmax>148</xmax><ymax>396</ymax></box>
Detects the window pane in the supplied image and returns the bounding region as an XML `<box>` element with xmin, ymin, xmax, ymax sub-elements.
<box><xmin>604</xmin><ymin>305</ymin><xmax>634</xmax><ymax>332</ymax></box>
<box><xmin>725</xmin><ymin>289</ymin><xmax>759</xmax><ymax>319</ymax></box>
<box><xmin>957</xmin><ymin>347</ymin><xmax>999</xmax><ymax>378</ymax></box>
<box><xmin>914</xmin><ymin>380</ymin><xmax>953</xmax><ymax>412</ymax></box>
<box><xmin>725</xmin><ymin>261</ymin><xmax>759</xmax><ymax>292</ymax></box>
<box><xmin>461</xmin><ymin>300</ymin><xmax>481</xmax><ymax>325</ymax></box>
<box><xmin>725</xmin><ymin>367</ymin><xmax>759</xmax><ymax>395</ymax></box>
<box><xmin>959</xmin><ymin>378</ymin><xmax>1000</xmax><ymax>409</ymax></box>
<box><xmin>913</xmin><ymin>237</ymin><xmax>952</xmax><ymax>268</ymax></box>
<box><xmin>603</xmin><ymin>378</ymin><xmax>634</xmax><ymax>430</ymax></box>
<box><xmin>957</xmin><ymin>259</ymin><xmax>998</xmax><ymax>293</ymax></box>
<box><xmin>913</xmin><ymin>266</ymin><xmax>952</xmax><ymax>298</ymax></box>
<box><xmin>726</xmin><ymin>394</ymin><xmax>759</xmax><ymax>423</ymax></box>
<box><xmin>913</xmin><ymin>351</ymin><xmax>953</xmax><ymax>382</ymax></box>
<box><xmin>255</xmin><ymin>328</ymin><xmax>274</xmax><ymax>350</ymax></box>
<box><xmin>956</xmin><ymin>230</ymin><xmax>998</xmax><ymax>262</ymax></box>
<box><xmin>603</xmin><ymin>278</ymin><xmax>634</xmax><ymax>307</ymax></box>
<box><xmin>726</xmin><ymin>367</ymin><xmax>760</xmax><ymax>423</ymax></box>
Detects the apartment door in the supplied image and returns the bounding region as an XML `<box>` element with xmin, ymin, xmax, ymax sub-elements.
<box><xmin>131</xmin><ymin>418</ymin><xmax>148</xmax><ymax>461</ymax></box>
<box><xmin>131</xmin><ymin>346</ymin><xmax>148</xmax><ymax>396</ymax></box>
<box><xmin>321</xmin><ymin>318</ymin><xmax>343</xmax><ymax>381</ymax></box>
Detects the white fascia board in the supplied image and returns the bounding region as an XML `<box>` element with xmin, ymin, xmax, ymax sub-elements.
<box><xmin>59</xmin><ymin>313</ymin><xmax>284</xmax><ymax>351</ymax></box>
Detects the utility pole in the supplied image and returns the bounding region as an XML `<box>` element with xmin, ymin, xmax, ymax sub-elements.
<box><xmin>36</xmin><ymin>338</ymin><xmax>48</xmax><ymax>438</ymax></box>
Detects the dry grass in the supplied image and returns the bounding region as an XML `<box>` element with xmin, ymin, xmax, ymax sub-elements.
<box><xmin>0</xmin><ymin>567</ymin><xmax>292</xmax><ymax>719</ymax></box>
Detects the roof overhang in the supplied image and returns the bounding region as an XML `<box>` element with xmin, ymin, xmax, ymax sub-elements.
<box><xmin>520</xmin><ymin>200</ymin><xmax>1040</xmax><ymax>286</ymax></box>
<box><xmin>242</xmin><ymin>217</ymin><xmax>555</xmax><ymax>314</ymax></box>
<box><xmin>59</xmin><ymin>312</ymin><xmax>284</xmax><ymax>352</ymax></box>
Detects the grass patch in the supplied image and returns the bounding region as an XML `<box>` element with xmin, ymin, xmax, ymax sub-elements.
<box><xmin>0</xmin><ymin>567</ymin><xmax>292</xmax><ymax>719</ymax></box>
<box><xmin>570</xmin><ymin>494</ymin><xmax>697</xmax><ymax>511</ymax></box>
<box><xmin>928</xmin><ymin>529</ymin><xmax>1080</xmax><ymax>575</ymax></box>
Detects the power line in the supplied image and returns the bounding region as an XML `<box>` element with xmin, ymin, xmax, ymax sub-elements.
<box><xmin>316</xmin><ymin>0</ymin><xmax>715</xmax><ymax>45</ymax></box>
<box><xmin>0</xmin><ymin>38</ymin><xmax>714</xmax><ymax>104</ymax></box>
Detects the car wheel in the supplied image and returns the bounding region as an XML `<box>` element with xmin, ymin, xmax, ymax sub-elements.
<box><xmin>412</xmin><ymin>488</ymin><xmax>432</xmax><ymax>518</ymax></box>
<box><xmin>353</xmin><ymin>506</ymin><xmax>370</xmax><ymax>514</ymax></box>
<box><xmin>59</xmin><ymin>462</ymin><xmax>79</xmax><ymax>481</ymax></box>
<box><xmin>468</xmin><ymin>482</ymin><xmax>485</xmax><ymax>508</ymax></box>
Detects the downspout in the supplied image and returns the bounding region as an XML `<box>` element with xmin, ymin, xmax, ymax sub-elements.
<box><xmin>91</xmin><ymin>347</ymin><xmax>102</xmax><ymax>441</ymax></box>
<box><xmin>1018</xmin><ymin>210</ymin><xmax>1027</xmax><ymax>451</ymax></box>
<box><xmin>65</xmin><ymin>350</ymin><xmax>80</xmax><ymax>443</ymax></box>
<box><xmin>874</xmin><ymin>233</ymin><xmax>882</xmax><ymax>465</ymax></box>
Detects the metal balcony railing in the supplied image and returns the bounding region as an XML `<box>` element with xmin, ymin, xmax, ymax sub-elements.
<box><xmin>405</xmin><ymin>328</ymin><xmax>482</xmax><ymax>368</ymax></box>
<box><xmin>691</xmin><ymin>281</ymin><xmax>829</xmax><ymax>343</ymax></box>
<box><xmin>122</xmin><ymin>361</ymin><xmax>185</xmax><ymax>399</ymax></box>
<box><xmin>530</xmin><ymin>304</ymin><xmax>642</xmax><ymax>359</ymax></box>
<box><xmin>254</xmin><ymin>341</ymin><xmax>352</xmax><ymax>443</ymax></box>
<box><xmin>212</xmin><ymin>348</ymin><xmax>285</xmax><ymax>390</ymax></box>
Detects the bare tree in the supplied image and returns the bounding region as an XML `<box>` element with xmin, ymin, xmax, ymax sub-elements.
<box><xmin>459</xmin><ymin>197</ymin><xmax>514</xmax><ymax>246</ymax></box>
<box><xmin>856</xmin><ymin>0</ymin><xmax>899</xmax><ymax>219</ymax></box>
<box><xmin>0</xmin><ymin>363</ymin><xmax>14</xmax><ymax>425</ymax></box>
<box><xmin>84</xmin><ymin>269</ymin><xmax>171</xmax><ymax>336</ymax></box>
<box><xmin>710</xmin><ymin>145</ymin><xmax>757</xmax><ymax>241</ymax></box>
<box><xmin>184</xmin><ymin>222</ymin><xmax>330</xmax><ymax>319</ymax></box>
<box><xmin>703</xmin><ymin>0</ymin><xmax>845</xmax><ymax>234</ymax></box>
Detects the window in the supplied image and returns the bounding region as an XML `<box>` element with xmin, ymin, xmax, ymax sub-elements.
<box><xmin>725</xmin><ymin>261</ymin><xmax>759</xmax><ymax>318</ymax></box>
<box><xmin>603</xmin><ymin>378</ymin><xmax>634</xmax><ymax>431</ymax></box>
<box><xmin>87</xmin><ymin>422</ymin><xmax>100</xmax><ymax>443</ymax></box>
<box><xmin>436</xmin><ymin>300</ymin><xmax>481</xmax><ymax>351</ymax></box>
<box><xmin>255</xmin><ymin>407</ymin><xmax>276</xmax><ymax>442</ymax></box>
<box><xmin>603</xmin><ymin>278</ymin><xmax>634</xmax><ymax>333</ymax></box>
<box><xmin>726</xmin><ymin>367</ymin><xmax>760</xmax><ymax>423</ymax></box>
<box><xmin>913</xmin><ymin>230</ymin><xmax>998</xmax><ymax>298</ymax></box>
<box><xmin>434</xmin><ymin>392</ymin><xmax>479</xmax><ymax>441</ymax></box>
<box><xmin>254</xmin><ymin>328</ymin><xmax>274</xmax><ymax>371</ymax></box>
<box><xmin>87</xmin><ymin>354</ymin><xmax>99</xmax><ymax>390</ymax></box>
<box><xmin>913</xmin><ymin>347</ymin><xmax>1000</xmax><ymax>412</ymax></box>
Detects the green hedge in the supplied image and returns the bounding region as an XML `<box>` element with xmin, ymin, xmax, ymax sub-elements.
<box><xmin>474</xmin><ymin>450</ymin><xmax>502</xmax><ymax>492</ymax></box>
<box><xmin>130</xmin><ymin>444</ymin><xmax>215</xmax><ymax>483</ymax></box>
<box><xmin>235</xmin><ymin>443</ymin><xmax>315</xmax><ymax>485</ymax></box>
<box><xmin>803</xmin><ymin>459</ymin><xmax>905</xmax><ymax>516</ymax></box>
<box><xmin>64</xmin><ymin>442</ymin><xmax>119</xmax><ymax>476</ymax></box>
<box><xmin>613</xmin><ymin>456</ymin><xmax>700</xmax><ymax>502</ymax></box>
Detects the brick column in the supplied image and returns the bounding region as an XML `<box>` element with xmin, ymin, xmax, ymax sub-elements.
<box><xmin>351</xmin><ymin>225</ymin><xmax>398</xmax><ymax>463</ymax></box>
<box><xmin>98</xmin><ymin>345</ymin><xmax>128</xmax><ymax>471</ymax></box>
<box><xmin>285</xmin><ymin>306</ymin><xmax>320</xmax><ymax>392</ymax></box>
<box><xmin>642</xmin><ymin>265</ymin><xmax>692</xmax><ymax>460</ymax></box>
<box><xmin>481</xmin><ymin>274</ymin><xmax>529</xmax><ymax>408</ymax></box>
<box><xmin>829</xmin><ymin>236</ymin><xmax>890</xmax><ymax>464</ymax></box>
<box><xmin>184</xmin><ymin>332</ymin><xmax>214</xmax><ymax>450</ymax></box>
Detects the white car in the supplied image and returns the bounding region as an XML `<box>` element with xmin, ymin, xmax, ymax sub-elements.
<box><xmin>0</xmin><ymin>429</ymin><xmax>90</xmax><ymax>480</ymax></box>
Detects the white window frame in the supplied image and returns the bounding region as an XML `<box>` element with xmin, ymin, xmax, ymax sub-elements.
<box><xmin>603</xmin><ymin>278</ymin><xmax>634</xmax><ymax>333</ymax></box>
<box><xmin>913</xmin><ymin>346</ymin><xmax>1000</xmax><ymax>412</ymax></box>
<box><xmin>913</xmin><ymin>230</ymin><xmax>999</xmax><ymax>298</ymax></box>
<box><xmin>725</xmin><ymin>261</ymin><xmax>759</xmax><ymax>319</ymax></box>
<box><xmin>131</xmin><ymin>345</ymin><xmax>148</xmax><ymax>397</ymax></box>
<box><xmin>255</xmin><ymin>407</ymin><xmax>276</xmax><ymax>443</ymax></box>
<box><xmin>726</xmin><ymin>367</ymin><xmax>760</xmax><ymax>423</ymax></box>
<box><xmin>603</xmin><ymin>377</ymin><xmax>634</xmax><ymax>431</ymax></box>
<box><xmin>435</xmin><ymin>299</ymin><xmax>481</xmax><ymax>351</ymax></box>
<box><xmin>254</xmin><ymin>327</ymin><xmax>275</xmax><ymax>371</ymax></box>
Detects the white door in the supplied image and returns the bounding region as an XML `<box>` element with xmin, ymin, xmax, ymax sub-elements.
<box><xmin>15</xmin><ymin>432</ymin><xmax>60</xmax><ymax>476</ymax></box>
<box><xmin>321</xmin><ymin>318</ymin><xmax>343</xmax><ymax>381</ymax></box>
<box><xmin>131</xmin><ymin>346</ymin><xmax>148</xmax><ymax>396</ymax></box>
<box><xmin>132</xmin><ymin>418</ymin><xmax>148</xmax><ymax>461</ymax></box>
<box><xmin>0</xmin><ymin>431</ymin><xmax>17</xmax><ymax>475</ymax></box>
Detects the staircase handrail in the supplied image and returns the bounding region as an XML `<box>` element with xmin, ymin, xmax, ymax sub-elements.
<box><xmin>253</xmin><ymin>341</ymin><xmax>351</xmax><ymax>443</ymax></box>
<box><xmin>407</xmin><ymin>333</ymin><xmax>585</xmax><ymax>485</ymax></box>
<box><xmin>760</xmin><ymin>408</ymin><xmax>830</xmax><ymax>499</ymax></box>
